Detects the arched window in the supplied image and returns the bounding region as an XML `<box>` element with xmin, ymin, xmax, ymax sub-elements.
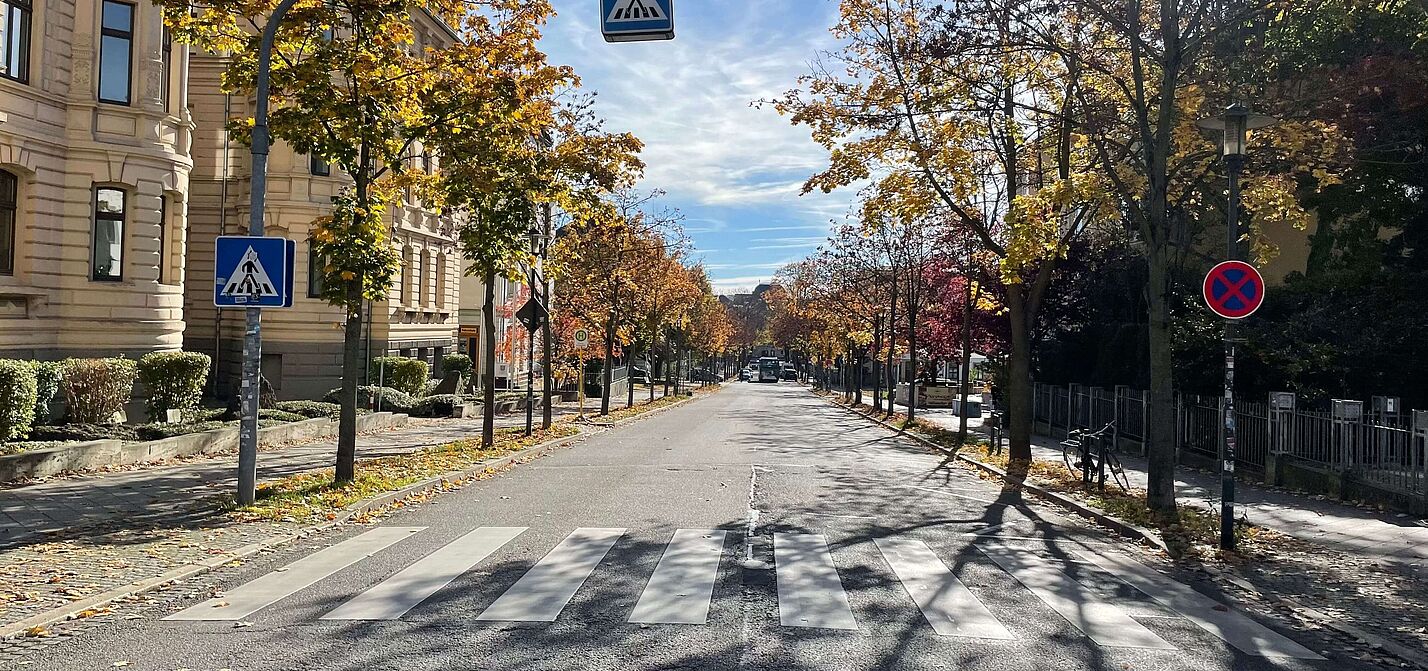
<box><xmin>0</xmin><ymin>169</ymin><xmax>15</xmax><ymax>275</ymax></box>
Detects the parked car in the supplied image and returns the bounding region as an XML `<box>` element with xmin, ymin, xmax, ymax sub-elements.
<box><xmin>739</xmin><ymin>367</ymin><xmax>753</xmax><ymax>382</ymax></box>
<box><xmin>690</xmin><ymin>367</ymin><xmax>719</xmax><ymax>382</ymax></box>
<box><xmin>631</xmin><ymin>366</ymin><xmax>651</xmax><ymax>385</ymax></box>
<box><xmin>781</xmin><ymin>364</ymin><xmax>798</xmax><ymax>381</ymax></box>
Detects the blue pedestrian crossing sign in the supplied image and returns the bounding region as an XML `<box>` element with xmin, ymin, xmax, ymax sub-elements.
<box><xmin>601</xmin><ymin>0</ymin><xmax>674</xmax><ymax>42</ymax></box>
<box><xmin>214</xmin><ymin>236</ymin><xmax>293</xmax><ymax>308</ymax></box>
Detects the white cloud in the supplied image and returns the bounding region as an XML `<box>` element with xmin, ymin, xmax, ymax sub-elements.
<box><xmin>710</xmin><ymin>275</ymin><xmax>775</xmax><ymax>294</ymax></box>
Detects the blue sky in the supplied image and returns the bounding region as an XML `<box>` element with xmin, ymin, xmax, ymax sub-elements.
<box><xmin>540</xmin><ymin>0</ymin><xmax>854</xmax><ymax>293</ymax></box>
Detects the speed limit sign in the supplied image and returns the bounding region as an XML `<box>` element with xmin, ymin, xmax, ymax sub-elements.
<box><xmin>573</xmin><ymin>327</ymin><xmax>590</xmax><ymax>349</ymax></box>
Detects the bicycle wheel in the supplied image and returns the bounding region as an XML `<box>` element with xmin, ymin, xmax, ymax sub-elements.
<box><xmin>1061</xmin><ymin>441</ymin><xmax>1079</xmax><ymax>478</ymax></box>
<box><xmin>1104</xmin><ymin>452</ymin><xmax>1132</xmax><ymax>492</ymax></box>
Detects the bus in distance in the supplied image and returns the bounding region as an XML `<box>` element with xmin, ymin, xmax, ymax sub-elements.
<box><xmin>758</xmin><ymin>357</ymin><xmax>781</xmax><ymax>383</ymax></box>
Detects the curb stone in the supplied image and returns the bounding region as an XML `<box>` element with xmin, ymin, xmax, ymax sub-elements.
<box><xmin>816</xmin><ymin>391</ymin><xmax>1169</xmax><ymax>553</ymax></box>
<box><xmin>0</xmin><ymin>390</ymin><xmax>714</xmax><ymax>640</ymax></box>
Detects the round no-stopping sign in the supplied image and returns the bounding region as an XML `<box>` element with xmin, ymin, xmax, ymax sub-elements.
<box><xmin>1203</xmin><ymin>260</ymin><xmax>1265</xmax><ymax>319</ymax></box>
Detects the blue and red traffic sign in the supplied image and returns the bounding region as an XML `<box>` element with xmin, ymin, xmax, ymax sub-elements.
<box><xmin>1202</xmin><ymin>260</ymin><xmax>1264</xmax><ymax>319</ymax></box>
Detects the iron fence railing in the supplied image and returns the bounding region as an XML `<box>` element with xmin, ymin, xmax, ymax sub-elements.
<box><xmin>1032</xmin><ymin>383</ymin><xmax>1427</xmax><ymax>501</ymax></box>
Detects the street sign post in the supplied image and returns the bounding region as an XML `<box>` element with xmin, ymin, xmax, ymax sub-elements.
<box><xmin>516</xmin><ymin>297</ymin><xmax>548</xmax><ymax>333</ymax></box>
<box><xmin>573</xmin><ymin>327</ymin><xmax>590</xmax><ymax>349</ymax></box>
<box><xmin>601</xmin><ymin>0</ymin><xmax>674</xmax><ymax>42</ymax></box>
<box><xmin>1202</xmin><ymin>260</ymin><xmax>1264</xmax><ymax>320</ymax></box>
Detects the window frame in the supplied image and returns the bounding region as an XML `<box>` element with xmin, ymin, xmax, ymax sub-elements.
<box><xmin>310</xmin><ymin>155</ymin><xmax>330</xmax><ymax>177</ymax></box>
<box><xmin>307</xmin><ymin>243</ymin><xmax>326</xmax><ymax>298</ymax></box>
<box><xmin>160</xmin><ymin>25</ymin><xmax>173</xmax><ymax>112</ymax></box>
<box><xmin>97</xmin><ymin>0</ymin><xmax>135</xmax><ymax>106</ymax></box>
<box><xmin>1</xmin><ymin>0</ymin><xmax>32</xmax><ymax>84</ymax></box>
<box><xmin>91</xmin><ymin>186</ymin><xmax>127</xmax><ymax>282</ymax></box>
<box><xmin>156</xmin><ymin>195</ymin><xmax>166</xmax><ymax>283</ymax></box>
<box><xmin>0</xmin><ymin>169</ymin><xmax>16</xmax><ymax>276</ymax></box>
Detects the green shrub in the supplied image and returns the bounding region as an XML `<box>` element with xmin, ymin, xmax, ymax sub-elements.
<box><xmin>408</xmin><ymin>394</ymin><xmax>464</xmax><ymax>418</ymax></box>
<box><xmin>275</xmin><ymin>400</ymin><xmax>342</xmax><ymax>419</ymax></box>
<box><xmin>0</xmin><ymin>360</ymin><xmax>38</xmax><ymax>443</ymax></box>
<box><xmin>258</xmin><ymin>409</ymin><xmax>307</xmax><ymax>423</ymax></box>
<box><xmin>441</xmin><ymin>353</ymin><xmax>474</xmax><ymax>379</ymax></box>
<box><xmin>27</xmin><ymin>422</ymin><xmax>140</xmax><ymax>442</ymax></box>
<box><xmin>60</xmin><ymin>358</ymin><xmax>138</xmax><ymax>424</ymax></box>
<box><xmin>371</xmin><ymin>357</ymin><xmax>429</xmax><ymax>397</ymax></box>
<box><xmin>323</xmin><ymin>386</ymin><xmax>415</xmax><ymax>413</ymax></box>
<box><xmin>26</xmin><ymin>361</ymin><xmax>62</xmax><ymax>425</ymax></box>
<box><xmin>137</xmin><ymin>351</ymin><xmax>212</xmax><ymax>422</ymax></box>
<box><xmin>135</xmin><ymin>421</ymin><xmax>229</xmax><ymax>441</ymax></box>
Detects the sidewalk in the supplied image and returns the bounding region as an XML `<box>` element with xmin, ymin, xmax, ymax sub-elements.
<box><xmin>912</xmin><ymin>407</ymin><xmax>1428</xmax><ymax>563</ymax></box>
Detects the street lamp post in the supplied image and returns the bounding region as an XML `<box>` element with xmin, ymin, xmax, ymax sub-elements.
<box><xmin>1198</xmin><ymin>103</ymin><xmax>1276</xmax><ymax>551</ymax></box>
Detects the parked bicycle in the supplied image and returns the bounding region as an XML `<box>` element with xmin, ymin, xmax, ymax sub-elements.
<box><xmin>1060</xmin><ymin>421</ymin><xmax>1130</xmax><ymax>492</ymax></box>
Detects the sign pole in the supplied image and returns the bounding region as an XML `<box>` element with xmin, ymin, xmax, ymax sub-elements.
<box><xmin>236</xmin><ymin>0</ymin><xmax>300</xmax><ymax>506</ymax></box>
<box><xmin>1220</xmin><ymin>153</ymin><xmax>1243</xmax><ymax>551</ymax></box>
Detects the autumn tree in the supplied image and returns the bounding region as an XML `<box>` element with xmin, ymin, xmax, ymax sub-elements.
<box><xmin>773</xmin><ymin>0</ymin><xmax>1110</xmax><ymax>460</ymax></box>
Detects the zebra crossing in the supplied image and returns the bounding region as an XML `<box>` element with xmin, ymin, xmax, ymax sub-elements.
<box><xmin>164</xmin><ymin>526</ymin><xmax>1320</xmax><ymax>659</ymax></box>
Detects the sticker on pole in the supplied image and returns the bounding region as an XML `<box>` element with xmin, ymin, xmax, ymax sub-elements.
<box><xmin>1202</xmin><ymin>260</ymin><xmax>1264</xmax><ymax>320</ymax></box>
<box><xmin>214</xmin><ymin>236</ymin><xmax>293</xmax><ymax>308</ymax></box>
<box><xmin>573</xmin><ymin>327</ymin><xmax>590</xmax><ymax>349</ymax></box>
<box><xmin>601</xmin><ymin>0</ymin><xmax>674</xmax><ymax>42</ymax></box>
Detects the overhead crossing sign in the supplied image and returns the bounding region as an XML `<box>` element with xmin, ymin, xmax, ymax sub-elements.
<box><xmin>214</xmin><ymin>236</ymin><xmax>295</xmax><ymax>308</ymax></box>
<box><xmin>601</xmin><ymin>0</ymin><xmax>674</xmax><ymax>42</ymax></box>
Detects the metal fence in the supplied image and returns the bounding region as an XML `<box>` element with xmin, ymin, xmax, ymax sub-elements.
<box><xmin>1032</xmin><ymin>383</ymin><xmax>1428</xmax><ymax>503</ymax></box>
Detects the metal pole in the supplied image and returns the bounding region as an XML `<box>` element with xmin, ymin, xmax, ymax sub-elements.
<box><xmin>525</xmin><ymin>283</ymin><xmax>535</xmax><ymax>438</ymax></box>
<box><xmin>541</xmin><ymin>203</ymin><xmax>553</xmax><ymax>430</ymax></box>
<box><xmin>237</xmin><ymin>0</ymin><xmax>301</xmax><ymax>506</ymax></box>
<box><xmin>1220</xmin><ymin>153</ymin><xmax>1243</xmax><ymax>551</ymax></box>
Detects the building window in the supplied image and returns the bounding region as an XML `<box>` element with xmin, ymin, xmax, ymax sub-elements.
<box><xmin>92</xmin><ymin>187</ymin><xmax>126</xmax><ymax>281</ymax></box>
<box><xmin>0</xmin><ymin>169</ymin><xmax>15</xmax><ymax>275</ymax></box>
<box><xmin>435</xmin><ymin>253</ymin><xmax>446</xmax><ymax>309</ymax></box>
<box><xmin>161</xmin><ymin>26</ymin><xmax>172</xmax><ymax>112</ymax></box>
<box><xmin>1</xmin><ymin>0</ymin><xmax>30</xmax><ymax>83</ymax></box>
<box><xmin>421</xmin><ymin>150</ymin><xmax>432</xmax><ymax>174</ymax></box>
<box><xmin>400</xmin><ymin>245</ymin><xmax>412</xmax><ymax>305</ymax></box>
<box><xmin>310</xmin><ymin>155</ymin><xmax>329</xmax><ymax>176</ymax></box>
<box><xmin>307</xmin><ymin>244</ymin><xmax>326</xmax><ymax>298</ymax></box>
<box><xmin>419</xmin><ymin>250</ymin><xmax>430</xmax><ymax>307</ymax></box>
<box><xmin>98</xmin><ymin>1</ymin><xmax>134</xmax><ymax>105</ymax></box>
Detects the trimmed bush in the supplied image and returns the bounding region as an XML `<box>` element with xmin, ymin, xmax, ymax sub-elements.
<box><xmin>27</xmin><ymin>422</ymin><xmax>140</xmax><ymax>442</ymax></box>
<box><xmin>409</xmin><ymin>394</ymin><xmax>464</xmax><ymax>418</ymax></box>
<box><xmin>258</xmin><ymin>409</ymin><xmax>308</xmax><ymax>423</ymax></box>
<box><xmin>0</xmin><ymin>360</ymin><xmax>39</xmax><ymax>443</ymax></box>
<box><xmin>135</xmin><ymin>421</ymin><xmax>229</xmax><ymax>441</ymax></box>
<box><xmin>371</xmin><ymin>357</ymin><xmax>429</xmax><ymax>398</ymax></box>
<box><xmin>27</xmin><ymin>361</ymin><xmax>62</xmax><ymax>425</ymax></box>
<box><xmin>323</xmin><ymin>386</ymin><xmax>415</xmax><ymax>413</ymax></box>
<box><xmin>441</xmin><ymin>353</ymin><xmax>474</xmax><ymax>380</ymax></box>
<box><xmin>61</xmin><ymin>358</ymin><xmax>138</xmax><ymax>424</ymax></box>
<box><xmin>137</xmin><ymin>351</ymin><xmax>212</xmax><ymax>422</ymax></box>
<box><xmin>275</xmin><ymin>400</ymin><xmax>341</xmax><ymax>419</ymax></box>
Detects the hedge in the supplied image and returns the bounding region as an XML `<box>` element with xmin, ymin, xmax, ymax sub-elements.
<box><xmin>409</xmin><ymin>394</ymin><xmax>464</xmax><ymax>418</ymax></box>
<box><xmin>27</xmin><ymin>361</ymin><xmax>62</xmax><ymax>425</ymax></box>
<box><xmin>275</xmin><ymin>400</ymin><xmax>342</xmax><ymax>419</ymax></box>
<box><xmin>61</xmin><ymin>358</ymin><xmax>138</xmax><ymax>424</ymax></box>
<box><xmin>323</xmin><ymin>385</ymin><xmax>416</xmax><ymax>413</ymax></box>
<box><xmin>371</xmin><ymin>357</ymin><xmax>429</xmax><ymax>397</ymax></box>
<box><xmin>441</xmin><ymin>353</ymin><xmax>474</xmax><ymax>379</ymax></box>
<box><xmin>0</xmin><ymin>360</ymin><xmax>38</xmax><ymax>443</ymax></box>
<box><xmin>137</xmin><ymin>351</ymin><xmax>212</xmax><ymax>422</ymax></box>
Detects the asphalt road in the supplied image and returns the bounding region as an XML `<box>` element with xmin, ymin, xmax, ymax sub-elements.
<box><xmin>3</xmin><ymin>383</ymin><xmax>1364</xmax><ymax>671</ymax></box>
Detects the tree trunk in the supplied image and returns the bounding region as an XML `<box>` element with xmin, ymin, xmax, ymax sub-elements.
<box><xmin>1145</xmin><ymin>243</ymin><xmax>1178</xmax><ymax>515</ymax></box>
<box><xmin>627</xmin><ymin>344</ymin><xmax>637</xmax><ymax>408</ymax></box>
<box><xmin>334</xmin><ymin>284</ymin><xmax>363</xmax><ymax>483</ymax></box>
<box><xmin>853</xmin><ymin>350</ymin><xmax>864</xmax><ymax>406</ymax></box>
<box><xmin>1006</xmin><ymin>289</ymin><xmax>1033</xmax><ymax>464</ymax></box>
<box><xmin>481</xmin><ymin>270</ymin><xmax>497</xmax><ymax>449</ymax></box>
<box><xmin>905</xmin><ymin>289</ymin><xmax>919</xmax><ymax>424</ymax></box>
<box><xmin>872</xmin><ymin>317</ymin><xmax>884</xmax><ymax>412</ymax></box>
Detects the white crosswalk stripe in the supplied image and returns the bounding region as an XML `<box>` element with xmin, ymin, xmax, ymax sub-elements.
<box><xmin>322</xmin><ymin>526</ymin><xmax>527</xmax><ymax>620</ymax></box>
<box><xmin>475</xmin><ymin>527</ymin><xmax>626</xmax><ymax>622</ymax></box>
<box><xmin>774</xmin><ymin>533</ymin><xmax>858</xmax><ymax>630</ymax></box>
<box><xmin>875</xmin><ymin>538</ymin><xmax>1013</xmax><ymax>639</ymax></box>
<box><xmin>160</xmin><ymin>524</ymin><xmax>1313</xmax><ymax>658</ymax></box>
<box><xmin>978</xmin><ymin>545</ymin><xmax>1176</xmax><ymax>649</ymax></box>
<box><xmin>165</xmin><ymin>527</ymin><xmax>423</xmax><ymax>621</ymax></box>
<box><xmin>1072</xmin><ymin>549</ymin><xmax>1323</xmax><ymax>659</ymax></box>
<box><xmin>629</xmin><ymin>529</ymin><xmax>728</xmax><ymax>624</ymax></box>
